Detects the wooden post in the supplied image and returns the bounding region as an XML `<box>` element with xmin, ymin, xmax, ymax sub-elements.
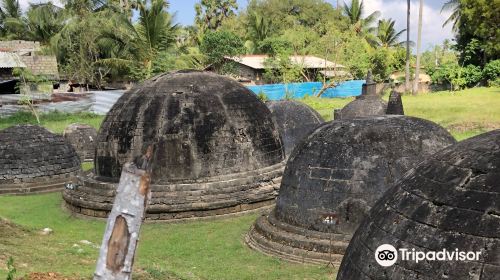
<box><xmin>94</xmin><ymin>146</ymin><xmax>154</xmax><ymax>280</ymax></box>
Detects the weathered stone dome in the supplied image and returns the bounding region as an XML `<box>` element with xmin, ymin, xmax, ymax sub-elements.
<box><xmin>337</xmin><ymin>96</ymin><xmax>387</xmax><ymax>119</ymax></box>
<box><xmin>64</xmin><ymin>71</ymin><xmax>285</xmax><ymax>220</ymax></box>
<box><xmin>267</xmin><ymin>100</ymin><xmax>324</xmax><ymax>156</ymax></box>
<box><xmin>0</xmin><ymin>125</ymin><xmax>81</xmax><ymax>195</ymax></box>
<box><xmin>246</xmin><ymin>116</ymin><xmax>456</xmax><ymax>264</ymax></box>
<box><xmin>337</xmin><ymin>130</ymin><xmax>500</xmax><ymax>280</ymax></box>
<box><xmin>335</xmin><ymin>72</ymin><xmax>398</xmax><ymax>120</ymax></box>
<box><xmin>63</xmin><ymin>123</ymin><xmax>97</xmax><ymax>162</ymax></box>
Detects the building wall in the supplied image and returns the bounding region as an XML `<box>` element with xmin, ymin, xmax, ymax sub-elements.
<box><xmin>0</xmin><ymin>40</ymin><xmax>41</xmax><ymax>52</ymax></box>
<box><xmin>20</xmin><ymin>55</ymin><xmax>59</xmax><ymax>79</ymax></box>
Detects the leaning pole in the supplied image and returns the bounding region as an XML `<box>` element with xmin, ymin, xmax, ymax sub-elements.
<box><xmin>94</xmin><ymin>146</ymin><xmax>154</xmax><ymax>280</ymax></box>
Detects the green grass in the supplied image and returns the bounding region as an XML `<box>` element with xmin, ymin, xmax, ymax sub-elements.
<box><xmin>0</xmin><ymin>194</ymin><xmax>335</xmax><ymax>280</ymax></box>
<box><xmin>0</xmin><ymin>111</ymin><xmax>104</xmax><ymax>134</ymax></box>
<box><xmin>300</xmin><ymin>87</ymin><xmax>500</xmax><ymax>140</ymax></box>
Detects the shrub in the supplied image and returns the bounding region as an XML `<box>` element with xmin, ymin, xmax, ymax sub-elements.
<box><xmin>483</xmin><ymin>59</ymin><xmax>500</xmax><ymax>84</ymax></box>
<box><xmin>462</xmin><ymin>64</ymin><xmax>482</xmax><ymax>87</ymax></box>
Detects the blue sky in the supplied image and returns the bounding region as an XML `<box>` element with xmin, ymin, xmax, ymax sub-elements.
<box><xmin>169</xmin><ymin>0</ymin><xmax>454</xmax><ymax>49</ymax></box>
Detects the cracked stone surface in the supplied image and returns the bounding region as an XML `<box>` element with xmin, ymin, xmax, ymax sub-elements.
<box><xmin>63</xmin><ymin>123</ymin><xmax>97</xmax><ymax>162</ymax></box>
<box><xmin>267</xmin><ymin>100</ymin><xmax>324</xmax><ymax>157</ymax></box>
<box><xmin>246</xmin><ymin>115</ymin><xmax>456</xmax><ymax>264</ymax></box>
<box><xmin>337</xmin><ymin>129</ymin><xmax>500</xmax><ymax>280</ymax></box>
<box><xmin>63</xmin><ymin>71</ymin><xmax>285</xmax><ymax>220</ymax></box>
<box><xmin>0</xmin><ymin>125</ymin><xmax>81</xmax><ymax>195</ymax></box>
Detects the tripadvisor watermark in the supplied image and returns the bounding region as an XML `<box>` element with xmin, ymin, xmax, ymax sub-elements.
<box><xmin>374</xmin><ymin>244</ymin><xmax>481</xmax><ymax>267</ymax></box>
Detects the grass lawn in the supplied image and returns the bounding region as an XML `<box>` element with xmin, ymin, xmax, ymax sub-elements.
<box><xmin>0</xmin><ymin>86</ymin><xmax>499</xmax><ymax>279</ymax></box>
<box><xmin>0</xmin><ymin>194</ymin><xmax>334</xmax><ymax>280</ymax></box>
<box><xmin>0</xmin><ymin>111</ymin><xmax>104</xmax><ymax>134</ymax></box>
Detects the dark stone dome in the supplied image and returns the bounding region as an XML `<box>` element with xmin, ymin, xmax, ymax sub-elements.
<box><xmin>64</xmin><ymin>71</ymin><xmax>285</xmax><ymax>220</ymax></box>
<box><xmin>63</xmin><ymin>123</ymin><xmax>97</xmax><ymax>162</ymax></box>
<box><xmin>0</xmin><ymin>125</ymin><xmax>81</xmax><ymax>195</ymax></box>
<box><xmin>267</xmin><ymin>100</ymin><xmax>324</xmax><ymax>156</ymax></box>
<box><xmin>337</xmin><ymin>95</ymin><xmax>387</xmax><ymax>119</ymax></box>
<box><xmin>337</xmin><ymin>130</ymin><xmax>500</xmax><ymax>280</ymax></box>
<box><xmin>246</xmin><ymin>116</ymin><xmax>456</xmax><ymax>264</ymax></box>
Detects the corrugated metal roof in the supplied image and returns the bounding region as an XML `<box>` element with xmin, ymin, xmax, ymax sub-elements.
<box><xmin>0</xmin><ymin>52</ymin><xmax>27</xmax><ymax>68</ymax></box>
<box><xmin>227</xmin><ymin>55</ymin><xmax>345</xmax><ymax>70</ymax></box>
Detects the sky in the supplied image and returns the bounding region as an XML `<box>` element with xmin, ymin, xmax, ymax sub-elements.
<box><xmin>20</xmin><ymin>0</ymin><xmax>454</xmax><ymax>50</ymax></box>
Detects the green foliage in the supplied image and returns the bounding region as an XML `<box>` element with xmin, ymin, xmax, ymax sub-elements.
<box><xmin>483</xmin><ymin>59</ymin><xmax>500</xmax><ymax>83</ymax></box>
<box><xmin>6</xmin><ymin>257</ymin><xmax>16</xmax><ymax>280</ymax></box>
<box><xmin>461</xmin><ymin>64</ymin><xmax>482</xmax><ymax>87</ymax></box>
<box><xmin>262</xmin><ymin>51</ymin><xmax>303</xmax><ymax>84</ymax></box>
<box><xmin>195</xmin><ymin>0</ymin><xmax>238</xmax><ymax>32</ymax></box>
<box><xmin>375</xmin><ymin>18</ymin><xmax>405</xmax><ymax>48</ymax></box>
<box><xmin>343</xmin><ymin>0</ymin><xmax>380</xmax><ymax>35</ymax></box>
<box><xmin>370</xmin><ymin>47</ymin><xmax>393</xmax><ymax>82</ymax></box>
<box><xmin>257</xmin><ymin>37</ymin><xmax>292</xmax><ymax>55</ymax></box>
<box><xmin>256</xmin><ymin>91</ymin><xmax>268</xmax><ymax>102</ymax></box>
<box><xmin>200</xmin><ymin>30</ymin><xmax>244</xmax><ymax>74</ymax></box>
<box><xmin>25</xmin><ymin>2</ymin><xmax>65</xmax><ymax>44</ymax></box>
<box><xmin>454</xmin><ymin>0</ymin><xmax>499</xmax><ymax>66</ymax></box>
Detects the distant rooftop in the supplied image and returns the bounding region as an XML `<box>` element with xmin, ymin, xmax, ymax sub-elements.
<box><xmin>226</xmin><ymin>55</ymin><xmax>345</xmax><ymax>70</ymax></box>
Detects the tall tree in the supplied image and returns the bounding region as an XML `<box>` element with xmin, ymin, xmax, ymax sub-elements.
<box><xmin>413</xmin><ymin>0</ymin><xmax>423</xmax><ymax>95</ymax></box>
<box><xmin>375</xmin><ymin>19</ymin><xmax>406</xmax><ymax>48</ymax></box>
<box><xmin>441</xmin><ymin>0</ymin><xmax>460</xmax><ymax>31</ymax></box>
<box><xmin>195</xmin><ymin>0</ymin><xmax>237</xmax><ymax>32</ymax></box>
<box><xmin>342</xmin><ymin>0</ymin><xmax>380</xmax><ymax>35</ymax></box>
<box><xmin>26</xmin><ymin>3</ymin><xmax>65</xmax><ymax>44</ymax></box>
<box><xmin>100</xmin><ymin>0</ymin><xmax>179</xmax><ymax>79</ymax></box>
<box><xmin>405</xmin><ymin>0</ymin><xmax>410</xmax><ymax>92</ymax></box>
<box><xmin>0</xmin><ymin>0</ymin><xmax>25</xmax><ymax>39</ymax></box>
<box><xmin>454</xmin><ymin>0</ymin><xmax>499</xmax><ymax>66</ymax></box>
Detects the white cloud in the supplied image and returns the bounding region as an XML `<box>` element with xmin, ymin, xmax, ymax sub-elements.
<box><xmin>359</xmin><ymin>0</ymin><xmax>454</xmax><ymax>49</ymax></box>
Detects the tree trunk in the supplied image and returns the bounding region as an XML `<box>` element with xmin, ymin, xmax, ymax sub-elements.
<box><xmin>413</xmin><ymin>0</ymin><xmax>424</xmax><ymax>95</ymax></box>
<box><xmin>405</xmin><ymin>0</ymin><xmax>411</xmax><ymax>93</ymax></box>
<box><xmin>94</xmin><ymin>146</ymin><xmax>154</xmax><ymax>280</ymax></box>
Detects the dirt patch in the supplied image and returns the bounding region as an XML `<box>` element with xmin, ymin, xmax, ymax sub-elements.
<box><xmin>20</xmin><ymin>272</ymin><xmax>86</xmax><ymax>280</ymax></box>
<box><xmin>0</xmin><ymin>218</ymin><xmax>29</xmax><ymax>238</ymax></box>
<box><xmin>447</xmin><ymin>122</ymin><xmax>500</xmax><ymax>132</ymax></box>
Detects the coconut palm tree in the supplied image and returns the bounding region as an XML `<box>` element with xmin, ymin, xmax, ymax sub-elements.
<box><xmin>342</xmin><ymin>0</ymin><xmax>380</xmax><ymax>35</ymax></box>
<box><xmin>441</xmin><ymin>0</ymin><xmax>460</xmax><ymax>31</ymax></box>
<box><xmin>405</xmin><ymin>0</ymin><xmax>410</xmax><ymax>92</ymax></box>
<box><xmin>413</xmin><ymin>0</ymin><xmax>424</xmax><ymax>95</ymax></box>
<box><xmin>100</xmin><ymin>0</ymin><xmax>179</xmax><ymax>79</ymax></box>
<box><xmin>375</xmin><ymin>19</ymin><xmax>406</xmax><ymax>48</ymax></box>
<box><xmin>0</xmin><ymin>0</ymin><xmax>25</xmax><ymax>38</ymax></box>
<box><xmin>26</xmin><ymin>3</ymin><xmax>66</xmax><ymax>44</ymax></box>
<box><xmin>248</xmin><ymin>11</ymin><xmax>271</xmax><ymax>43</ymax></box>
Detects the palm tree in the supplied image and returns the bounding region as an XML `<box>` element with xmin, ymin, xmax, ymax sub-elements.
<box><xmin>413</xmin><ymin>0</ymin><xmax>424</xmax><ymax>95</ymax></box>
<box><xmin>441</xmin><ymin>0</ymin><xmax>460</xmax><ymax>31</ymax></box>
<box><xmin>248</xmin><ymin>11</ymin><xmax>271</xmax><ymax>43</ymax></box>
<box><xmin>0</xmin><ymin>0</ymin><xmax>25</xmax><ymax>38</ymax></box>
<box><xmin>342</xmin><ymin>0</ymin><xmax>380</xmax><ymax>35</ymax></box>
<box><xmin>375</xmin><ymin>19</ymin><xmax>406</xmax><ymax>48</ymax></box>
<box><xmin>405</xmin><ymin>0</ymin><xmax>410</xmax><ymax>92</ymax></box>
<box><xmin>100</xmin><ymin>0</ymin><xmax>179</xmax><ymax>79</ymax></box>
<box><xmin>26</xmin><ymin>3</ymin><xmax>66</xmax><ymax>44</ymax></box>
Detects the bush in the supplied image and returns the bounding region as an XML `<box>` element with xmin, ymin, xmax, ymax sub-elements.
<box><xmin>256</xmin><ymin>91</ymin><xmax>268</xmax><ymax>102</ymax></box>
<box><xmin>462</xmin><ymin>64</ymin><xmax>482</xmax><ymax>87</ymax></box>
<box><xmin>483</xmin><ymin>59</ymin><xmax>500</xmax><ymax>84</ymax></box>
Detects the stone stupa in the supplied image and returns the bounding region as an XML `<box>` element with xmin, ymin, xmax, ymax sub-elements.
<box><xmin>0</xmin><ymin>125</ymin><xmax>81</xmax><ymax>195</ymax></box>
<box><xmin>63</xmin><ymin>71</ymin><xmax>286</xmax><ymax>220</ymax></box>
<box><xmin>246</xmin><ymin>116</ymin><xmax>456</xmax><ymax>264</ymax></box>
